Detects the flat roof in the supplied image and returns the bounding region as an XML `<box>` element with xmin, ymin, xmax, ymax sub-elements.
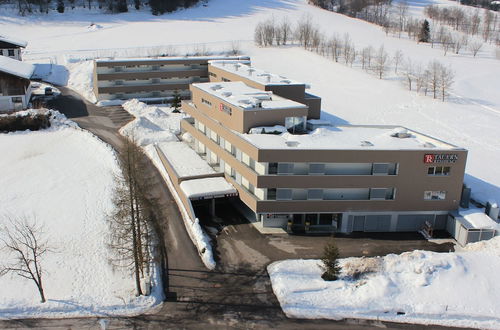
<box><xmin>240</xmin><ymin>125</ymin><xmax>462</xmax><ymax>151</ymax></box>
<box><xmin>95</xmin><ymin>55</ymin><xmax>250</xmax><ymax>64</ymax></box>
<box><xmin>209</xmin><ymin>60</ymin><xmax>304</xmax><ymax>87</ymax></box>
<box><xmin>0</xmin><ymin>55</ymin><xmax>34</xmax><ymax>79</ymax></box>
<box><xmin>157</xmin><ymin>141</ymin><xmax>216</xmax><ymax>178</ymax></box>
<box><xmin>456</xmin><ymin>208</ymin><xmax>500</xmax><ymax>230</ymax></box>
<box><xmin>180</xmin><ymin>177</ymin><xmax>237</xmax><ymax>199</ymax></box>
<box><xmin>192</xmin><ymin>81</ymin><xmax>307</xmax><ymax>111</ymax></box>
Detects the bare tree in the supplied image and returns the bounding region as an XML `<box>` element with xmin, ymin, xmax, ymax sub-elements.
<box><xmin>469</xmin><ymin>39</ymin><xmax>483</xmax><ymax>57</ymax></box>
<box><xmin>441</xmin><ymin>32</ymin><xmax>453</xmax><ymax>56</ymax></box>
<box><xmin>108</xmin><ymin>138</ymin><xmax>156</xmax><ymax>296</ymax></box>
<box><xmin>453</xmin><ymin>34</ymin><xmax>468</xmax><ymax>55</ymax></box>
<box><xmin>428</xmin><ymin>60</ymin><xmax>441</xmax><ymax>99</ymax></box>
<box><xmin>280</xmin><ymin>17</ymin><xmax>292</xmax><ymax>45</ymax></box>
<box><xmin>403</xmin><ymin>58</ymin><xmax>414</xmax><ymax>91</ymax></box>
<box><xmin>396</xmin><ymin>1</ymin><xmax>409</xmax><ymax>38</ymax></box>
<box><xmin>328</xmin><ymin>34</ymin><xmax>342</xmax><ymax>62</ymax></box>
<box><xmin>393</xmin><ymin>49</ymin><xmax>404</xmax><ymax>74</ymax></box>
<box><xmin>342</xmin><ymin>33</ymin><xmax>353</xmax><ymax>65</ymax></box>
<box><xmin>373</xmin><ymin>45</ymin><xmax>389</xmax><ymax>79</ymax></box>
<box><xmin>296</xmin><ymin>14</ymin><xmax>315</xmax><ymax>49</ymax></box>
<box><xmin>0</xmin><ymin>216</ymin><xmax>51</xmax><ymax>303</ymax></box>
<box><xmin>361</xmin><ymin>45</ymin><xmax>373</xmax><ymax>70</ymax></box>
<box><xmin>439</xmin><ymin>65</ymin><xmax>454</xmax><ymax>101</ymax></box>
<box><xmin>470</xmin><ymin>9</ymin><xmax>481</xmax><ymax>36</ymax></box>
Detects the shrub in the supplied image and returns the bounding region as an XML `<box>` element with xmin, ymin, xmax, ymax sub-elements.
<box><xmin>343</xmin><ymin>257</ymin><xmax>381</xmax><ymax>280</ymax></box>
<box><xmin>0</xmin><ymin>112</ymin><xmax>51</xmax><ymax>133</ymax></box>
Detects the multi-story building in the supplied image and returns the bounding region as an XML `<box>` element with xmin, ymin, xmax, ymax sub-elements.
<box><xmin>93</xmin><ymin>55</ymin><xmax>249</xmax><ymax>102</ymax></box>
<box><xmin>180</xmin><ymin>81</ymin><xmax>468</xmax><ymax>233</ymax></box>
<box><xmin>208</xmin><ymin>60</ymin><xmax>322</xmax><ymax>119</ymax></box>
<box><xmin>0</xmin><ymin>56</ymin><xmax>34</xmax><ymax>111</ymax></box>
<box><xmin>0</xmin><ymin>35</ymin><xmax>27</xmax><ymax>61</ymax></box>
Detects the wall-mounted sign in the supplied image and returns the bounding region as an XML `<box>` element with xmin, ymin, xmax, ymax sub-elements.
<box><xmin>219</xmin><ymin>103</ymin><xmax>232</xmax><ymax>115</ymax></box>
<box><xmin>424</xmin><ymin>154</ymin><xmax>458</xmax><ymax>164</ymax></box>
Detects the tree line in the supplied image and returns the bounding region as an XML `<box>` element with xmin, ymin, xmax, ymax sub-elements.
<box><xmin>0</xmin><ymin>0</ymin><xmax>205</xmax><ymax>15</ymax></box>
<box><xmin>255</xmin><ymin>16</ymin><xmax>455</xmax><ymax>101</ymax></box>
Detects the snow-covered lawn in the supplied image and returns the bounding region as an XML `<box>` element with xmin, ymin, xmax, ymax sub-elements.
<box><xmin>0</xmin><ymin>111</ymin><xmax>162</xmax><ymax>319</ymax></box>
<box><xmin>268</xmin><ymin>237</ymin><xmax>500</xmax><ymax>329</ymax></box>
<box><xmin>120</xmin><ymin>100</ymin><xmax>216</xmax><ymax>269</ymax></box>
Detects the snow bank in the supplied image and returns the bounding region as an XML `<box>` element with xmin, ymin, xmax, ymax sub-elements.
<box><xmin>120</xmin><ymin>99</ymin><xmax>183</xmax><ymax>146</ymax></box>
<box><xmin>156</xmin><ymin>141</ymin><xmax>215</xmax><ymax>178</ymax></box>
<box><xmin>0</xmin><ymin>111</ymin><xmax>162</xmax><ymax>319</ymax></box>
<box><xmin>66</xmin><ymin>60</ymin><xmax>96</xmax><ymax>103</ymax></box>
<box><xmin>268</xmin><ymin>237</ymin><xmax>500</xmax><ymax>329</ymax></box>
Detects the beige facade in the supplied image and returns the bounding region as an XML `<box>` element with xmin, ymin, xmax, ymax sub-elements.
<box><xmin>180</xmin><ymin>80</ymin><xmax>468</xmax><ymax>233</ymax></box>
<box><xmin>208</xmin><ymin>61</ymin><xmax>322</xmax><ymax>119</ymax></box>
<box><xmin>93</xmin><ymin>56</ymin><xmax>249</xmax><ymax>102</ymax></box>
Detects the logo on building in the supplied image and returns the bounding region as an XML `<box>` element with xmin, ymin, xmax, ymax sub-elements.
<box><xmin>219</xmin><ymin>103</ymin><xmax>232</xmax><ymax>115</ymax></box>
<box><xmin>424</xmin><ymin>154</ymin><xmax>458</xmax><ymax>164</ymax></box>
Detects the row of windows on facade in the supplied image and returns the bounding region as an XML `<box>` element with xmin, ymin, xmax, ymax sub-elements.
<box><xmin>109</xmin><ymin>63</ymin><xmax>208</xmax><ymax>72</ymax></box>
<box><xmin>196</xmin><ymin>137</ymin><xmax>448</xmax><ymax>202</ymax></box>
<box><xmin>1</xmin><ymin>49</ymin><xmax>16</xmax><ymax>56</ymax></box>
<box><xmin>111</xmin><ymin>90</ymin><xmax>189</xmax><ymax>98</ymax></box>
<box><xmin>112</xmin><ymin>77</ymin><xmax>203</xmax><ymax>85</ymax></box>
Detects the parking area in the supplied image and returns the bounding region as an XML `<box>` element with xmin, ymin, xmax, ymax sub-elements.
<box><xmin>195</xmin><ymin>200</ymin><xmax>456</xmax><ymax>271</ymax></box>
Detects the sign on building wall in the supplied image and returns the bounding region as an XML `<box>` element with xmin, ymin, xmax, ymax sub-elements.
<box><xmin>219</xmin><ymin>103</ymin><xmax>232</xmax><ymax>115</ymax></box>
<box><xmin>424</xmin><ymin>154</ymin><xmax>458</xmax><ymax>164</ymax></box>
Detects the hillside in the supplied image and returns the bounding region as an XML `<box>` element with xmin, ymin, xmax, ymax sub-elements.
<box><xmin>1</xmin><ymin>0</ymin><xmax>499</xmax><ymax>203</ymax></box>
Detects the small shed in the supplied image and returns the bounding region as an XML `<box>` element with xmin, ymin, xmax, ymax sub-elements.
<box><xmin>447</xmin><ymin>209</ymin><xmax>498</xmax><ymax>246</ymax></box>
<box><xmin>0</xmin><ymin>56</ymin><xmax>34</xmax><ymax>111</ymax></box>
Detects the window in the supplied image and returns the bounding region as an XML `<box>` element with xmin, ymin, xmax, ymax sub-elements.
<box><xmin>308</xmin><ymin>189</ymin><xmax>323</xmax><ymax>200</ymax></box>
<box><xmin>276</xmin><ymin>189</ymin><xmax>292</xmax><ymax>200</ymax></box>
<box><xmin>309</xmin><ymin>163</ymin><xmax>325</xmax><ymax>174</ymax></box>
<box><xmin>115</xmin><ymin>80</ymin><xmax>124</xmax><ymax>85</ymax></box>
<box><xmin>8</xmin><ymin>49</ymin><xmax>15</xmax><ymax>56</ymax></box>
<box><xmin>152</xmin><ymin>65</ymin><xmax>160</xmax><ymax>71</ymax></box>
<box><xmin>209</xmin><ymin>72</ymin><xmax>217</xmax><ymax>78</ymax></box>
<box><xmin>114</xmin><ymin>66</ymin><xmax>123</xmax><ymax>72</ymax></box>
<box><xmin>319</xmin><ymin>214</ymin><xmax>334</xmax><ymax>225</ymax></box>
<box><xmin>424</xmin><ymin>191</ymin><xmax>446</xmax><ymax>200</ymax></box>
<box><xmin>305</xmin><ymin>214</ymin><xmax>318</xmax><ymax>225</ymax></box>
<box><xmin>267</xmin><ymin>188</ymin><xmax>277</xmax><ymax>200</ymax></box>
<box><xmin>277</xmin><ymin>163</ymin><xmax>293</xmax><ymax>174</ymax></box>
<box><xmin>372</xmin><ymin>163</ymin><xmax>389</xmax><ymax>175</ymax></box>
<box><xmin>152</xmin><ymin>78</ymin><xmax>160</xmax><ymax>84</ymax></box>
<box><xmin>370</xmin><ymin>188</ymin><xmax>387</xmax><ymax>200</ymax></box>
<box><xmin>11</xmin><ymin>97</ymin><xmax>23</xmax><ymax>103</ymax></box>
<box><xmin>201</xmin><ymin>98</ymin><xmax>212</xmax><ymax>107</ymax></box>
<box><xmin>268</xmin><ymin>163</ymin><xmax>278</xmax><ymax>174</ymax></box>
<box><xmin>428</xmin><ymin>166</ymin><xmax>451</xmax><ymax>176</ymax></box>
<box><xmin>222</xmin><ymin>77</ymin><xmax>230</xmax><ymax>82</ymax></box>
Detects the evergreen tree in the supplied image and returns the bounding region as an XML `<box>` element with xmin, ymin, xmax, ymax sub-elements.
<box><xmin>134</xmin><ymin>0</ymin><xmax>140</xmax><ymax>9</ymax></box>
<box><xmin>171</xmin><ymin>90</ymin><xmax>182</xmax><ymax>113</ymax></box>
<box><xmin>57</xmin><ymin>0</ymin><xmax>65</xmax><ymax>13</ymax></box>
<box><xmin>116</xmin><ymin>0</ymin><xmax>128</xmax><ymax>12</ymax></box>
<box><xmin>320</xmin><ymin>240</ymin><xmax>341</xmax><ymax>281</ymax></box>
<box><xmin>418</xmin><ymin>19</ymin><xmax>431</xmax><ymax>43</ymax></box>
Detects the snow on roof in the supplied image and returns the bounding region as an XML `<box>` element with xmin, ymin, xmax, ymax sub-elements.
<box><xmin>192</xmin><ymin>81</ymin><xmax>307</xmax><ymax>111</ymax></box>
<box><xmin>0</xmin><ymin>55</ymin><xmax>34</xmax><ymax>79</ymax></box>
<box><xmin>0</xmin><ymin>35</ymin><xmax>27</xmax><ymax>48</ymax></box>
<box><xmin>242</xmin><ymin>125</ymin><xmax>460</xmax><ymax>150</ymax></box>
<box><xmin>458</xmin><ymin>208</ymin><xmax>500</xmax><ymax>230</ymax></box>
<box><xmin>209</xmin><ymin>60</ymin><xmax>304</xmax><ymax>86</ymax></box>
<box><xmin>95</xmin><ymin>55</ymin><xmax>250</xmax><ymax>63</ymax></box>
<box><xmin>156</xmin><ymin>141</ymin><xmax>216</xmax><ymax>178</ymax></box>
<box><xmin>180</xmin><ymin>177</ymin><xmax>236</xmax><ymax>199</ymax></box>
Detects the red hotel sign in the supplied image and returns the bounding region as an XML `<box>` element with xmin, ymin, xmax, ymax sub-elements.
<box><xmin>424</xmin><ymin>154</ymin><xmax>458</xmax><ymax>164</ymax></box>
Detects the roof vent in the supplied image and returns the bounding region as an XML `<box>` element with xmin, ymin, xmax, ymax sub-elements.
<box><xmin>281</xmin><ymin>79</ymin><xmax>291</xmax><ymax>84</ymax></box>
<box><xmin>360</xmin><ymin>140</ymin><xmax>374</xmax><ymax>147</ymax></box>
<box><xmin>267</xmin><ymin>76</ymin><xmax>271</xmax><ymax>83</ymax></box>
<box><xmin>234</xmin><ymin>63</ymin><xmax>240</xmax><ymax>71</ymax></box>
<box><xmin>285</xmin><ymin>141</ymin><xmax>300</xmax><ymax>147</ymax></box>
<box><xmin>248</xmin><ymin>68</ymin><xmax>255</xmax><ymax>76</ymax></box>
<box><xmin>422</xmin><ymin>142</ymin><xmax>436</xmax><ymax>148</ymax></box>
<box><xmin>390</xmin><ymin>128</ymin><xmax>411</xmax><ymax>138</ymax></box>
<box><xmin>222</xmin><ymin>91</ymin><xmax>232</xmax><ymax>97</ymax></box>
<box><xmin>210</xmin><ymin>84</ymin><xmax>222</xmax><ymax>91</ymax></box>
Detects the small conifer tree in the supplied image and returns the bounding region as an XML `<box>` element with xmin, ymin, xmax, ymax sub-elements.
<box><xmin>418</xmin><ymin>20</ymin><xmax>431</xmax><ymax>43</ymax></box>
<box><xmin>320</xmin><ymin>240</ymin><xmax>341</xmax><ymax>281</ymax></box>
<box><xmin>171</xmin><ymin>90</ymin><xmax>182</xmax><ymax>113</ymax></box>
<box><xmin>57</xmin><ymin>0</ymin><xmax>65</xmax><ymax>13</ymax></box>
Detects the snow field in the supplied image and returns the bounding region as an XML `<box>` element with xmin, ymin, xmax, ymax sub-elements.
<box><xmin>0</xmin><ymin>111</ymin><xmax>162</xmax><ymax>319</ymax></box>
<box><xmin>268</xmin><ymin>236</ymin><xmax>500</xmax><ymax>329</ymax></box>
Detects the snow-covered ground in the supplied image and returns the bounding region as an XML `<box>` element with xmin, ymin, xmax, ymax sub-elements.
<box><xmin>120</xmin><ymin>100</ymin><xmax>216</xmax><ymax>269</ymax></box>
<box><xmin>2</xmin><ymin>0</ymin><xmax>497</xmax><ymax>204</ymax></box>
<box><xmin>268</xmin><ymin>237</ymin><xmax>500</xmax><ymax>329</ymax></box>
<box><xmin>0</xmin><ymin>111</ymin><xmax>162</xmax><ymax>319</ymax></box>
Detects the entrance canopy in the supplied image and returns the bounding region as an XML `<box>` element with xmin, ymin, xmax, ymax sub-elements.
<box><xmin>180</xmin><ymin>177</ymin><xmax>237</xmax><ymax>200</ymax></box>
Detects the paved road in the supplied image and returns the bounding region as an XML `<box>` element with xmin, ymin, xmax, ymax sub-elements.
<box><xmin>0</xmin><ymin>88</ymin><xmax>465</xmax><ymax>329</ymax></box>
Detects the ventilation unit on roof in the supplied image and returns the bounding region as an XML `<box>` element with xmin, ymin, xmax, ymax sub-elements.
<box><xmin>222</xmin><ymin>91</ymin><xmax>232</xmax><ymax>97</ymax></box>
<box><xmin>391</xmin><ymin>129</ymin><xmax>411</xmax><ymax>138</ymax></box>
<box><xmin>210</xmin><ymin>84</ymin><xmax>223</xmax><ymax>91</ymax></box>
<box><xmin>280</xmin><ymin>79</ymin><xmax>291</xmax><ymax>84</ymax></box>
<box><xmin>234</xmin><ymin>63</ymin><xmax>240</xmax><ymax>71</ymax></box>
<box><xmin>248</xmin><ymin>68</ymin><xmax>255</xmax><ymax>76</ymax></box>
<box><xmin>360</xmin><ymin>141</ymin><xmax>374</xmax><ymax>147</ymax></box>
<box><xmin>285</xmin><ymin>141</ymin><xmax>300</xmax><ymax>147</ymax></box>
<box><xmin>422</xmin><ymin>142</ymin><xmax>436</xmax><ymax>148</ymax></box>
